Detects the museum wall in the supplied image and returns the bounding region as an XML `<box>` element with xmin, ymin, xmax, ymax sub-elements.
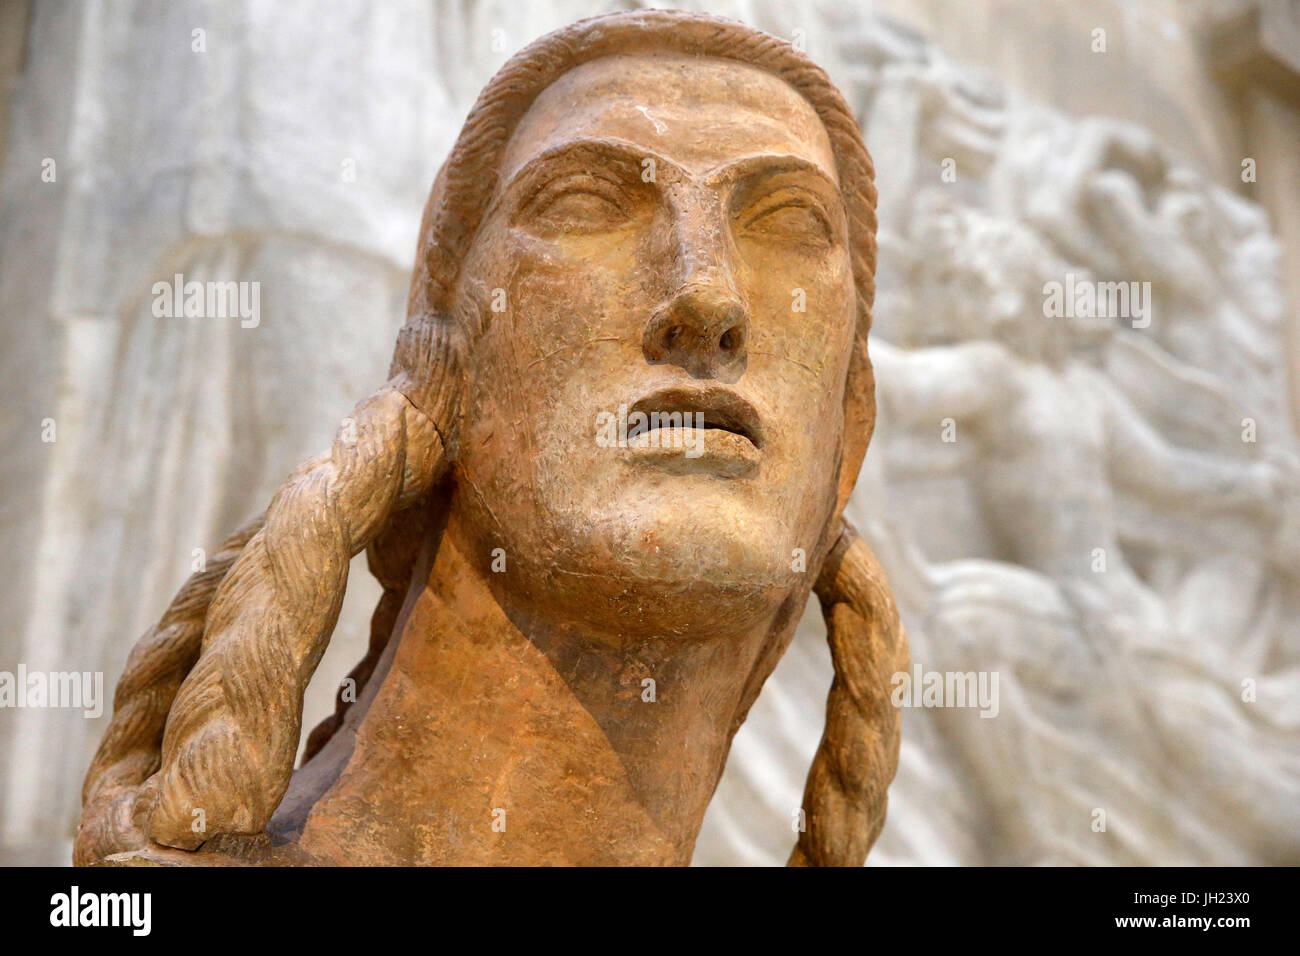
<box><xmin>1</xmin><ymin>0</ymin><xmax>1297</xmax><ymax>865</ymax></box>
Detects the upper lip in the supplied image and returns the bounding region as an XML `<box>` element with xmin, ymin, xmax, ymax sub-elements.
<box><xmin>627</xmin><ymin>384</ymin><xmax>764</xmax><ymax>449</ymax></box>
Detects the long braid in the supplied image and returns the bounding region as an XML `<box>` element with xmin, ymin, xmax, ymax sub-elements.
<box><xmin>292</xmin><ymin>260</ymin><xmax>472</xmax><ymax>764</ymax></box>
<box><xmin>791</xmin><ymin>521</ymin><xmax>908</xmax><ymax>866</ymax></box>
<box><xmin>74</xmin><ymin>514</ymin><xmax>264</xmax><ymax>865</ymax></box>
<box><xmin>300</xmin><ymin>503</ymin><xmax>431</xmax><ymax>762</ymax></box>
<box><xmin>144</xmin><ymin>383</ymin><xmax>450</xmax><ymax>849</ymax></box>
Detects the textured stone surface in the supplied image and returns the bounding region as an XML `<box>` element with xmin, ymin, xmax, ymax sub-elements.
<box><xmin>2</xmin><ymin>1</ymin><xmax>1297</xmax><ymax>865</ymax></box>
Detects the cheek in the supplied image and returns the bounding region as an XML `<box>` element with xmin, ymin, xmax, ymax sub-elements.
<box><xmin>741</xmin><ymin>246</ymin><xmax>856</xmax><ymax>400</ymax></box>
<box><xmin>507</xmin><ymin>229</ymin><xmax>649</xmax><ymax>355</ymax></box>
<box><xmin>459</xmin><ymin>231</ymin><xmax>646</xmax><ymax>475</ymax></box>
<box><xmin>499</xmin><ymin>231</ymin><xmax>652</xmax><ymax>431</ymax></box>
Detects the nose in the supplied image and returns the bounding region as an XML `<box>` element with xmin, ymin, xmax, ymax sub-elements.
<box><xmin>643</xmin><ymin>197</ymin><xmax>749</xmax><ymax>381</ymax></box>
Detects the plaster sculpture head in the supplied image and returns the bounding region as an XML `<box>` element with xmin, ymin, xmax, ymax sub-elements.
<box><xmin>76</xmin><ymin>9</ymin><xmax>906</xmax><ymax>867</ymax></box>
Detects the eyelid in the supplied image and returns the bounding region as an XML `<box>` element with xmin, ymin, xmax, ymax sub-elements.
<box><xmin>516</xmin><ymin>168</ymin><xmax>641</xmax><ymax>225</ymax></box>
<box><xmin>535</xmin><ymin>178</ymin><xmax>619</xmax><ymax>209</ymax></box>
<box><xmin>737</xmin><ymin>187</ymin><xmax>834</xmax><ymax>236</ymax></box>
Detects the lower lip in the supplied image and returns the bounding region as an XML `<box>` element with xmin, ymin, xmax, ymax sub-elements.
<box><xmin>625</xmin><ymin>426</ymin><xmax>759</xmax><ymax>477</ymax></box>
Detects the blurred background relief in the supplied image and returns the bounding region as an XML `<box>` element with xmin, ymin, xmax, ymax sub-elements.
<box><xmin>1</xmin><ymin>0</ymin><xmax>1298</xmax><ymax>865</ymax></box>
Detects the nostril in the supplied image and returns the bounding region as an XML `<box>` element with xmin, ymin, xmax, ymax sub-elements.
<box><xmin>719</xmin><ymin>326</ymin><xmax>743</xmax><ymax>352</ymax></box>
<box><xmin>666</xmin><ymin>325</ymin><xmax>683</xmax><ymax>343</ymax></box>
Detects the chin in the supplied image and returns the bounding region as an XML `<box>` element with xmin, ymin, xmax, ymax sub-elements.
<box><xmin>523</xmin><ymin>497</ymin><xmax>806</xmax><ymax>639</ymax></box>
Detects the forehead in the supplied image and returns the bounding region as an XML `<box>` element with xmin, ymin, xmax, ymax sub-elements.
<box><xmin>500</xmin><ymin>53</ymin><xmax>838</xmax><ymax>181</ymax></box>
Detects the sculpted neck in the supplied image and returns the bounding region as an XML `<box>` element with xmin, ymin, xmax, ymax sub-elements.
<box><xmin>292</xmin><ymin>508</ymin><xmax>784</xmax><ymax>865</ymax></box>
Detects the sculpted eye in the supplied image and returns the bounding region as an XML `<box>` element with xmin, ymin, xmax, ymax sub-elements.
<box><xmin>522</xmin><ymin>175</ymin><xmax>634</xmax><ymax>233</ymax></box>
<box><xmin>536</xmin><ymin>189</ymin><xmax>625</xmax><ymax>224</ymax></box>
<box><xmin>739</xmin><ymin>196</ymin><xmax>832</xmax><ymax>244</ymax></box>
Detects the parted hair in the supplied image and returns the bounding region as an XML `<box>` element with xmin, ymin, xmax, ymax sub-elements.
<box><xmin>76</xmin><ymin>9</ymin><xmax>906</xmax><ymax>868</ymax></box>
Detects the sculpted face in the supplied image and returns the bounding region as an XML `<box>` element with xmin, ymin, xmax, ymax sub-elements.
<box><xmin>74</xmin><ymin>17</ymin><xmax>900</xmax><ymax>872</ymax></box>
<box><xmin>451</xmin><ymin>53</ymin><xmax>857</xmax><ymax>635</ymax></box>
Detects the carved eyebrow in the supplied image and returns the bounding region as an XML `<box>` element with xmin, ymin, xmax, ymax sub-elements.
<box><xmin>708</xmin><ymin>154</ymin><xmax>841</xmax><ymax>196</ymax></box>
<box><xmin>498</xmin><ymin>138</ymin><xmax>675</xmax><ymax>202</ymax></box>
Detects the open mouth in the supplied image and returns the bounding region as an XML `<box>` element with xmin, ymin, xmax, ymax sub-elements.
<box><xmin>626</xmin><ymin>385</ymin><xmax>763</xmax><ymax>449</ymax></box>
